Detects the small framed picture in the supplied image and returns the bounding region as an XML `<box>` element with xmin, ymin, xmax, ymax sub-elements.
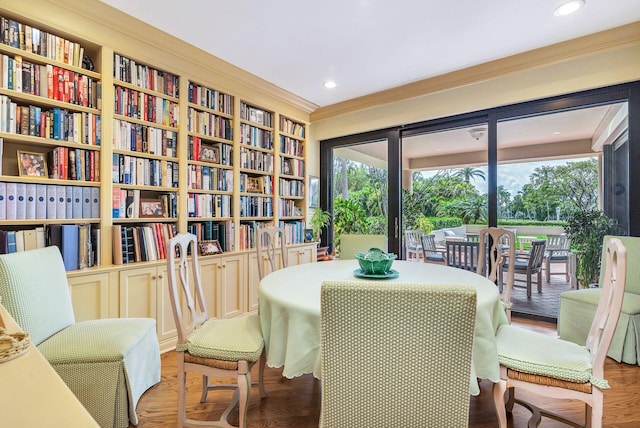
<box><xmin>200</xmin><ymin>145</ymin><xmax>219</xmax><ymax>164</ymax></box>
<box><xmin>309</xmin><ymin>175</ymin><xmax>319</xmax><ymax>208</ymax></box>
<box><xmin>17</xmin><ymin>151</ymin><xmax>47</xmax><ymax>177</ymax></box>
<box><xmin>304</xmin><ymin>229</ymin><xmax>314</xmax><ymax>243</ymax></box>
<box><xmin>199</xmin><ymin>239</ymin><xmax>222</xmax><ymax>255</ymax></box>
<box><xmin>140</xmin><ymin>198</ymin><xmax>166</xmax><ymax>218</ymax></box>
<box><xmin>247</xmin><ymin>177</ymin><xmax>261</xmax><ymax>193</ymax></box>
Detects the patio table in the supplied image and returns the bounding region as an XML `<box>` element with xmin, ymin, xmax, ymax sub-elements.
<box><xmin>259</xmin><ymin>259</ymin><xmax>508</xmax><ymax>395</ymax></box>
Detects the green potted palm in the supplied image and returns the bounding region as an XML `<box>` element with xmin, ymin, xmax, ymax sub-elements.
<box><xmin>564</xmin><ymin>209</ymin><xmax>618</xmax><ymax>287</ymax></box>
<box><xmin>310</xmin><ymin>209</ymin><xmax>331</xmax><ymax>244</ymax></box>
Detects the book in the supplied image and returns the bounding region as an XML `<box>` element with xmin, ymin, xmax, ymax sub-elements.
<box><xmin>6</xmin><ymin>230</ymin><xmax>16</xmax><ymax>253</ymax></box>
<box><xmin>23</xmin><ymin>228</ymin><xmax>38</xmax><ymax>251</ymax></box>
<box><xmin>60</xmin><ymin>224</ymin><xmax>79</xmax><ymax>271</ymax></box>
<box><xmin>46</xmin><ymin>184</ymin><xmax>57</xmax><ymax>219</ymax></box>
<box><xmin>78</xmin><ymin>223</ymin><xmax>91</xmax><ymax>269</ymax></box>
<box><xmin>0</xmin><ymin>182</ymin><xmax>5</xmax><ymax>220</ymax></box>
<box><xmin>72</xmin><ymin>186</ymin><xmax>83</xmax><ymax>218</ymax></box>
<box><xmin>5</xmin><ymin>182</ymin><xmax>17</xmax><ymax>220</ymax></box>
<box><xmin>56</xmin><ymin>185</ymin><xmax>66</xmax><ymax>219</ymax></box>
<box><xmin>35</xmin><ymin>184</ymin><xmax>47</xmax><ymax>219</ymax></box>
<box><xmin>15</xmin><ymin>183</ymin><xmax>26</xmax><ymax>219</ymax></box>
<box><xmin>25</xmin><ymin>183</ymin><xmax>36</xmax><ymax>219</ymax></box>
<box><xmin>82</xmin><ymin>187</ymin><xmax>91</xmax><ymax>218</ymax></box>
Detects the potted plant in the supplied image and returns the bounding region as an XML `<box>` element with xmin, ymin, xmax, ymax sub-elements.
<box><xmin>310</xmin><ymin>209</ymin><xmax>331</xmax><ymax>243</ymax></box>
<box><xmin>564</xmin><ymin>209</ymin><xmax>618</xmax><ymax>287</ymax></box>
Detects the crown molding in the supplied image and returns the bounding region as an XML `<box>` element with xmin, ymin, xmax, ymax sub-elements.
<box><xmin>311</xmin><ymin>21</ymin><xmax>640</xmax><ymax>122</ymax></box>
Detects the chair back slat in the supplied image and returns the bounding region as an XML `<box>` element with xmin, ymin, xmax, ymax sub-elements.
<box><xmin>446</xmin><ymin>240</ymin><xmax>480</xmax><ymax>271</ymax></box>
<box><xmin>528</xmin><ymin>240</ymin><xmax>547</xmax><ymax>269</ymax></box>
<box><xmin>167</xmin><ymin>234</ymin><xmax>208</xmax><ymax>345</ymax></box>
<box><xmin>256</xmin><ymin>227</ymin><xmax>288</xmax><ymax>280</ymax></box>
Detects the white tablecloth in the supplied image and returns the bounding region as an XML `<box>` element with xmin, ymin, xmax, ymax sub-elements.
<box><xmin>259</xmin><ymin>260</ymin><xmax>508</xmax><ymax>395</ymax></box>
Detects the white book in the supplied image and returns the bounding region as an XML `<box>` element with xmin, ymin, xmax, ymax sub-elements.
<box><xmin>72</xmin><ymin>186</ymin><xmax>83</xmax><ymax>219</ymax></box>
<box><xmin>82</xmin><ymin>187</ymin><xmax>91</xmax><ymax>218</ymax></box>
<box><xmin>15</xmin><ymin>183</ymin><xmax>26</xmax><ymax>219</ymax></box>
<box><xmin>91</xmin><ymin>187</ymin><xmax>100</xmax><ymax>218</ymax></box>
<box><xmin>35</xmin><ymin>184</ymin><xmax>47</xmax><ymax>219</ymax></box>
<box><xmin>15</xmin><ymin>230</ymin><xmax>25</xmax><ymax>252</ymax></box>
<box><xmin>65</xmin><ymin>186</ymin><xmax>73</xmax><ymax>218</ymax></box>
<box><xmin>6</xmin><ymin>182</ymin><xmax>17</xmax><ymax>220</ymax></box>
<box><xmin>35</xmin><ymin>226</ymin><xmax>46</xmax><ymax>248</ymax></box>
<box><xmin>56</xmin><ymin>185</ymin><xmax>66</xmax><ymax>219</ymax></box>
<box><xmin>46</xmin><ymin>184</ymin><xmax>57</xmax><ymax>219</ymax></box>
<box><xmin>25</xmin><ymin>183</ymin><xmax>36</xmax><ymax>219</ymax></box>
<box><xmin>0</xmin><ymin>182</ymin><xmax>5</xmax><ymax>220</ymax></box>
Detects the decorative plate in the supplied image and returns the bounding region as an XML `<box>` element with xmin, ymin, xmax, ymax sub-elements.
<box><xmin>353</xmin><ymin>268</ymin><xmax>399</xmax><ymax>279</ymax></box>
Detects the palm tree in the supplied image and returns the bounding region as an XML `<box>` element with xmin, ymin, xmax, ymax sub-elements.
<box><xmin>454</xmin><ymin>167</ymin><xmax>485</xmax><ymax>184</ymax></box>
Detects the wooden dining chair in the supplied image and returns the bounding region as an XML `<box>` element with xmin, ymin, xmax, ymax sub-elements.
<box><xmin>446</xmin><ymin>240</ymin><xmax>480</xmax><ymax>271</ymax></box>
<box><xmin>404</xmin><ymin>229</ymin><xmax>424</xmax><ymax>261</ymax></box>
<box><xmin>477</xmin><ymin>227</ymin><xmax>515</xmax><ymax>322</ymax></box>
<box><xmin>167</xmin><ymin>233</ymin><xmax>266</xmax><ymax>428</ymax></box>
<box><xmin>500</xmin><ymin>240</ymin><xmax>546</xmax><ymax>298</ymax></box>
<box><xmin>493</xmin><ymin>237</ymin><xmax>627</xmax><ymax>428</ymax></box>
<box><xmin>320</xmin><ymin>280</ymin><xmax>476</xmax><ymax>427</ymax></box>
<box><xmin>421</xmin><ymin>234</ymin><xmax>445</xmax><ymax>264</ymax></box>
<box><xmin>544</xmin><ymin>234</ymin><xmax>571</xmax><ymax>282</ymax></box>
<box><xmin>256</xmin><ymin>226</ymin><xmax>288</xmax><ymax>280</ymax></box>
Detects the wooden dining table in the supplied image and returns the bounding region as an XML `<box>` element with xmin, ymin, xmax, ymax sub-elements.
<box><xmin>259</xmin><ymin>259</ymin><xmax>508</xmax><ymax>395</ymax></box>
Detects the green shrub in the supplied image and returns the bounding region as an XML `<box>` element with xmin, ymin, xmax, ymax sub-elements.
<box><xmin>427</xmin><ymin>217</ymin><xmax>463</xmax><ymax>230</ymax></box>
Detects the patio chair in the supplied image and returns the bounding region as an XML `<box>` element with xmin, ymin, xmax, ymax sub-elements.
<box><xmin>493</xmin><ymin>237</ymin><xmax>627</xmax><ymax>428</ymax></box>
<box><xmin>0</xmin><ymin>246</ymin><xmax>160</xmax><ymax>428</ymax></box>
<box><xmin>500</xmin><ymin>240</ymin><xmax>546</xmax><ymax>298</ymax></box>
<box><xmin>544</xmin><ymin>234</ymin><xmax>571</xmax><ymax>282</ymax></box>
<box><xmin>421</xmin><ymin>234</ymin><xmax>445</xmax><ymax>264</ymax></box>
<box><xmin>477</xmin><ymin>227</ymin><xmax>516</xmax><ymax>322</ymax></box>
<box><xmin>446</xmin><ymin>240</ymin><xmax>480</xmax><ymax>271</ymax></box>
<box><xmin>256</xmin><ymin>226</ymin><xmax>288</xmax><ymax>280</ymax></box>
<box><xmin>404</xmin><ymin>229</ymin><xmax>424</xmax><ymax>261</ymax></box>
<box><xmin>320</xmin><ymin>280</ymin><xmax>476</xmax><ymax>427</ymax></box>
<box><xmin>167</xmin><ymin>233</ymin><xmax>266</xmax><ymax>428</ymax></box>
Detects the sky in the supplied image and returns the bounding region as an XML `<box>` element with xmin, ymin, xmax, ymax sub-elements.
<box><xmin>420</xmin><ymin>157</ymin><xmax>595</xmax><ymax>197</ymax></box>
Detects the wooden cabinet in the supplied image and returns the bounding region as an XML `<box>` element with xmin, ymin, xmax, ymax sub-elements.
<box><xmin>68</xmin><ymin>272</ymin><xmax>111</xmax><ymax>322</ymax></box>
<box><xmin>198</xmin><ymin>253</ymin><xmax>247</xmax><ymax>319</ymax></box>
<box><xmin>119</xmin><ymin>264</ymin><xmax>177</xmax><ymax>351</ymax></box>
<box><xmin>287</xmin><ymin>245</ymin><xmax>316</xmax><ymax>266</ymax></box>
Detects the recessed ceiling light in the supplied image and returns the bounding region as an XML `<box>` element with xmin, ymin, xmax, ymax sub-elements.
<box><xmin>323</xmin><ymin>81</ymin><xmax>337</xmax><ymax>89</ymax></box>
<box><xmin>552</xmin><ymin>131</ymin><xmax>561</xmax><ymax>135</ymax></box>
<box><xmin>554</xmin><ymin>0</ymin><xmax>585</xmax><ymax>16</ymax></box>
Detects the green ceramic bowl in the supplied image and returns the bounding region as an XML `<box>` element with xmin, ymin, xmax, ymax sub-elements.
<box><xmin>355</xmin><ymin>247</ymin><xmax>397</xmax><ymax>275</ymax></box>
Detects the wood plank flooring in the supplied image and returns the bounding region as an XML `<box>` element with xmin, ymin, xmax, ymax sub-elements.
<box><xmin>131</xmin><ymin>318</ymin><xmax>640</xmax><ymax>427</ymax></box>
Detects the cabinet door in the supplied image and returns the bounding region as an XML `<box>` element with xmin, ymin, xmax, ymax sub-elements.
<box><xmin>219</xmin><ymin>253</ymin><xmax>246</xmax><ymax>318</ymax></box>
<box><xmin>156</xmin><ymin>264</ymin><xmax>177</xmax><ymax>343</ymax></box>
<box><xmin>119</xmin><ymin>266</ymin><xmax>157</xmax><ymax>320</ymax></box>
<box><xmin>199</xmin><ymin>257</ymin><xmax>223</xmax><ymax>319</ymax></box>
<box><xmin>287</xmin><ymin>244</ymin><xmax>316</xmax><ymax>266</ymax></box>
<box><xmin>246</xmin><ymin>252</ymin><xmax>267</xmax><ymax>313</ymax></box>
<box><xmin>68</xmin><ymin>273</ymin><xmax>110</xmax><ymax>322</ymax></box>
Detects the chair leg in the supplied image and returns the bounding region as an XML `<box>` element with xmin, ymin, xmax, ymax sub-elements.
<box><xmin>537</xmin><ymin>271</ymin><xmax>542</xmax><ymax>293</ymax></box>
<box><xmin>200</xmin><ymin>374</ymin><xmax>209</xmax><ymax>402</ymax></box>
<box><xmin>527</xmin><ymin>273</ymin><xmax>532</xmax><ymax>298</ymax></box>
<box><xmin>545</xmin><ymin>258</ymin><xmax>551</xmax><ymax>282</ymax></box>
<box><xmin>177</xmin><ymin>357</ymin><xmax>187</xmax><ymax>428</ymax></box>
<box><xmin>258</xmin><ymin>351</ymin><xmax>267</xmax><ymax>398</ymax></box>
<box><xmin>237</xmin><ymin>361</ymin><xmax>251</xmax><ymax>428</ymax></box>
<box><xmin>492</xmin><ymin>380</ymin><xmax>508</xmax><ymax>428</ymax></box>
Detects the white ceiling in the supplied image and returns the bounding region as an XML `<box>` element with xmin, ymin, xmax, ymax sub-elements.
<box><xmin>99</xmin><ymin>0</ymin><xmax>640</xmax><ymax>109</ymax></box>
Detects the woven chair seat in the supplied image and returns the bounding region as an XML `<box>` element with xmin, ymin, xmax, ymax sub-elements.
<box><xmin>506</xmin><ymin>369</ymin><xmax>592</xmax><ymax>393</ymax></box>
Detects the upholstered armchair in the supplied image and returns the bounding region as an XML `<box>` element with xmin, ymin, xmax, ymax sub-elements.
<box><xmin>558</xmin><ymin>235</ymin><xmax>640</xmax><ymax>365</ymax></box>
<box><xmin>339</xmin><ymin>234</ymin><xmax>386</xmax><ymax>259</ymax></box>
<box><xmin>0</xmin><ymin>246</ymin><xmax>161</xmax><ymax>428</ymax></box>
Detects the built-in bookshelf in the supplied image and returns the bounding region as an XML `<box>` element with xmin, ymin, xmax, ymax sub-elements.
<box><xmin>110</xmin><ymin>53</ymin><xmax>179</xmax><ymax>264</ymax></box>
<box><xmin>278</xmin><ymin>115</ymin><xmax>306</xmax><ymax>244</ymax></box>
<box><xmin>0</xmin><ymin>14</ymin><xmax>102</xmax><ymax>270</ymax></box>
<box><xmin>238</xmin><ymin>101</ymin><xmax>275</xmax><ymax>250</ymax></box>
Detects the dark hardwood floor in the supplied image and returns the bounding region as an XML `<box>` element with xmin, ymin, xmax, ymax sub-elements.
<box><xmin>131</xmin><ymin>318</ymin><xmax>640</xmax><ymax>427</ymax></box>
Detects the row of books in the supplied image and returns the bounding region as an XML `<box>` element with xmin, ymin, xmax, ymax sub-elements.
<box><xmin>240</xmin><ymin>103</ymin><xmax>273</xmax><ymax>127</ymax></box>
<box><xmin>114</xmin><ymin>85</ymin><xmax>180</xmax><ymax>128</ymax></box>
<box><xmin>239</xmin><ymin>196</ymin><xmax>273</xmax><ymax>218</ymax></box>
<box><xmin>111</xmin><ymin>188</ymin><xmax>177</xmax><ymax>219</ymax></box>
<box><xmin>278</xmin><ymin>220</ymin><xmax>306</xmax><ymax>244</ymax></box>
<box><xmin>47</xmin><ymin>146</ymin><xmax>100</xmax><ymax>181</ymax></box>
<box><xmin>238</xmin><ymin>221</ymin><xmax>270</xmax><ymax>250</ymax></box>
<box><xmin>187</xmin><ymin>220</ymin><xmax>233</xmax><ymax>252</ymax></box>
<box><xmin>278</xmin><ymin>199</ymin><xmax>303</xmax><ymax>218</ymax></box>
<box><xmin>0</xmin><ymin>16</ymin><xmax>88</xmax><ymax>69</ymax></box>
<box><xmin>281</xmin><ymin>158</ymin><xmax>305</xmax><ymax>177</ymax></box>
<box><xmin>239</xmin><ymin>123</ymin><xmax>273</xmax><ymax>149</ymax></box>
<box><xmin>112</xmin><ymin>223</ymin><xmax>177</xmax><ymax>265</ymax></box>
<box><xmin>187</xmin><ymin>82</ymin><xmax>233</xmax><ymax>115</ymax></box>
<box><xmin>279</xmin><ymin>178</ymin><xmax>305</xmax><ymax>197</ymax></box>
<box><xmin>187</xmin><ymin>164</ymin><xmax>233</xmax><ymax>192</ymax></box>
<box><xmin>113</xmin><ymin>53</ymin><xmax>179</xmax><ymax>98</ymax></box>
<box><xmin>111</xmin><ymin>154</ymin><xmax>178</xmax><ymax>188</ymax></box>
<box><xmin>187</xmin><ymin>193</ymin><xmax>231</xmax><ymax>219</ymax></box>
<box><xmin>0</xmin><ymin>224</ymin><xmax>98</xmax><ymax>271</ymax></box>
<box><xmin>0</xmin><ymin>96</ymin><xmax>101</xmax><ymax>145</ymax></box>
<box><xmin>239</xmin><ymin>146</ymin><xmax>274</xmax><ymax>172</ymax></box>
<box><xmin>188</xmin><ymin>136</ymin><xmax>233</xmax><ymax>165</ymax></box>
<box><xmin>112</xmin><ymin>118</ymin><xmax>177</xmax><ymax>157</ymax></box>
<box><xmin>240</xmin><ymin>174</ymin><xmax>273</xmax><ymax>194</ymax></box>
<box><xmin>0</xmin><ymin>183</ymin><xmax>99</xmax><ymax>220</ymax></box>
<box><xmin>280</xmin><ymin>135</ymin><xmax>304</xmax><ymax>157</ymax></box>
<box><xmin>0</xmin><ymin>54</ymin><xmax>101</xmax><ymax>108</ymax></box>
<box><xmin>187</xmin><ymin>107</ymin><xmax>233</xmax><ymax>140</ymax></box>
<box><xmin>279</xmin><ymin>117</ymin><xmax>305</xmax><ymax>138</ymax></box>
